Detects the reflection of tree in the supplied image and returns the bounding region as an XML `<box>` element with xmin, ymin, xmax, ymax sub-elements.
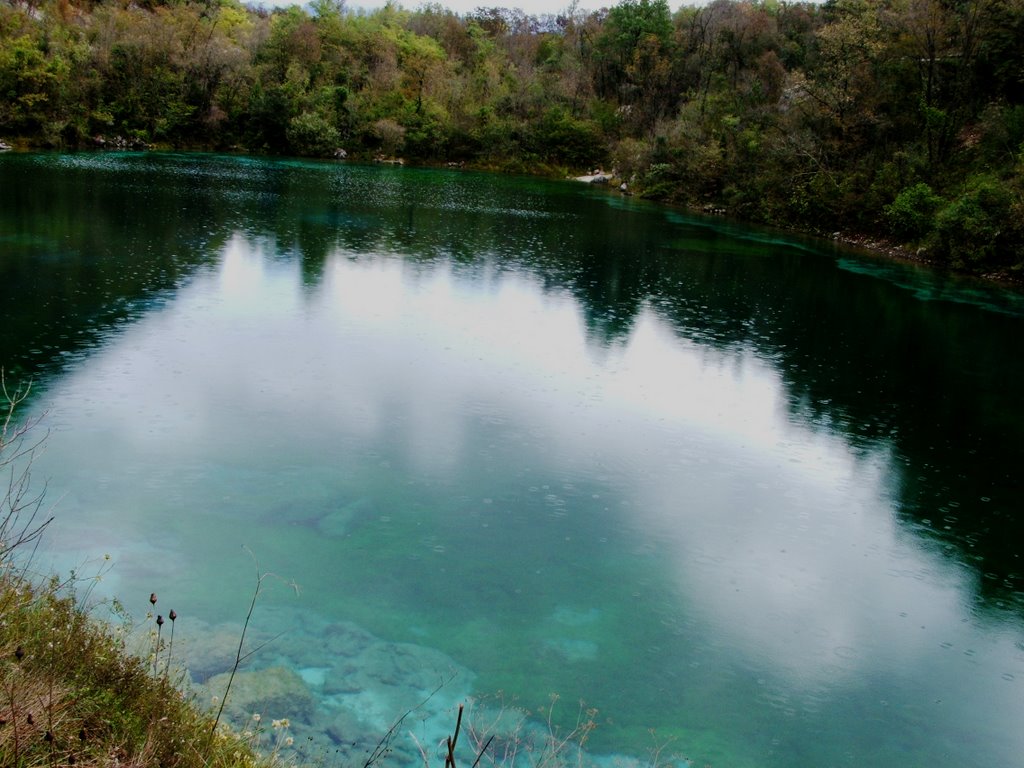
<box><xmin>584</xmin><ymin>219</ymin><xmax>1024</xmax><ymax>615</ymax></box>
<box><xmin>236</xmin><ymin>169</ymin><xmax>1024</xmax><ymax>616</ymax></box>
<box><xmin>327</xmin><ymin>174</ymin><xmax>1024</xmax><ymax>616</ymax></box>
<box><xmin>0</xmin><ymin>155</ymin><xmax>230</xmax><ymax>382</ymax></box>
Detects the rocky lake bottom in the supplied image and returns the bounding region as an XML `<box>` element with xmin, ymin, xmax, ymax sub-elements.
<box><xmin>179</xmin><ymin>607</ymin><xmax>662</xmax><ymax>768</ymax></box>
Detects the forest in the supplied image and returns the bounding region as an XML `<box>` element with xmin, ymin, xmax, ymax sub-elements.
<box><xmin>1</xmin><ymin>0</ymin><xmax>1022</xmax><ymax>276</ymax></box>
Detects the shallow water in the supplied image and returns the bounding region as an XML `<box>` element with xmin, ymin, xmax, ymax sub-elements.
<box><xmin>2</xmin><ymin>152</ymin><xmax>1023</xmax><ymax>768</ymax></box>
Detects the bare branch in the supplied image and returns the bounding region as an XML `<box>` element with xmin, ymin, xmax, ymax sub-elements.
<box><xmin>0</xmin><ymin>371</ymin><xmax>54</xmax><ymax>573</ymax></box>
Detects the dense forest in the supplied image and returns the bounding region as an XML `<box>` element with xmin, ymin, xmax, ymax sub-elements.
<box><xmin>1</xmin><ymin>0</ymin><xmax>1022</xmax><ymax>274</ymax></box>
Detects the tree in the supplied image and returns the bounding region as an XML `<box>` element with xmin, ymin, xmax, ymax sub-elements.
<box><xmin>593</xmin><ymin>0</ymin><xmax>675</xmax><ymax>131</ymax></box>
<box><xmin>397</xmin><ymin>31</ymin><xmax>448</xmax><ymax>115</ymax></box>
<box><xmin>803</xmin><ymin>0</ymin><xmax>887</xmax><ymax>143</ymax></box>
<box><xmin>371</xmin><ymin>117</ymin><xmax>405</xmax><ymax>156</ymax></box>
<box><xmin>286</xmin><ymin>110</ymin><xmax>340</xmax><ymax>155</ymax></box>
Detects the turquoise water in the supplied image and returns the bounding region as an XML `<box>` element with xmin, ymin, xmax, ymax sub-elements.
<box><xmin>2</xmin><ymin>152</ymin><xmax>1023</xmax><ymax>768</ymax></box>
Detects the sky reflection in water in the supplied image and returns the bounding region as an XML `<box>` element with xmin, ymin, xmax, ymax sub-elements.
<box><xmin>4</xmin><ymin>154</ymin><xmax>1021</xmax><ymax>768</ymax></box>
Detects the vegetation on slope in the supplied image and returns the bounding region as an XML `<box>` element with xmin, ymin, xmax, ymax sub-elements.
<box><xmin>0</xmin><ymin>573</ymin><xmax>290</xmax><ymax>768</ymax></box>
<box><xmin>1</xmin><ymin>0</ymin><xmax>1022</xmax><ymax>274</ymax></box>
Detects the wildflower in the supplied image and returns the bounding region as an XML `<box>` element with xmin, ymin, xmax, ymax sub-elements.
<box><xmin>284</xmin><ymin>737</ymin><xmax>294</xmax><ymax>747</ymax></box>
<box><xmin>252</xmin><ymin>713</ymin><xmax>261</xmax><ymax>722</ymax></box>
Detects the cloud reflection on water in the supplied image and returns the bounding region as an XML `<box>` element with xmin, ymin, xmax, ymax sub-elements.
<box><xmin>36</xmin><ymin>229</ymin><xmax>1024</xmax><ymax>767</ymax></box>
<box><xmin>217</xmin><ymin>235</ymin><xmax>1003</xmax><ymax>690</ymax></box>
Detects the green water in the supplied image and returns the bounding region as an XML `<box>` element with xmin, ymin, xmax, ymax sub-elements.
<box><xmin>2</xmin><ymin>152</ymin><xmax>1023</xmax><ymax>768</ymax></box>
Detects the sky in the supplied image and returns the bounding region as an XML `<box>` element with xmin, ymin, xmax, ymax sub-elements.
<box><xmin>253</xmin><ymin>0</ymin><xmax>632</xmax><ymax>18</ymax></box>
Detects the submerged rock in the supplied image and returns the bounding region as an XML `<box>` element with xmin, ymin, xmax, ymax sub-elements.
<box><xmin>552</xmin><ymin>605</ymin><xmax>601</xmax><ymax>626</ymax></box>
<box><xmin>187</xmin><ymin>611</ymin><xmax>624</xmax><ymax>768</ymax></box>
<box><xmin>543</xmin><ymin>637</ymin><xmax>599</xmax><ymax>662</ymax></box>
<box><xmin>322</xmin><ymin>638</ymin><xmax>474</xmax><ymax>730</ymax></box>
<box><xmin>180</xmin><ymin>620</ymin><xmax>274</xmax><ymax>680</ymax></box>
<box><xmin>317</xmin><ymin>496</ymin><xmax>378</xmax><ymax>537</ymax></box>
<box><xmin>320</xmin><ymin>620</ymin><xmax>377</xmax><ymax>658</ymax></box>
<box><xmin>324</xmin><ymin>707</ymin><xmax>379</xmax><ymax>753</ymax></box>
<box><xmin>203</xmin><ymin>666</ymin><xmax>316</xmax><ymax>724</ymax></box>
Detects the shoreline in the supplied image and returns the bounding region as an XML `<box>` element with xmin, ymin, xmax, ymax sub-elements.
<box><xmin>824</xmin><ymin>230</ymin><xmax>1024</xmax><ymax>290</ymax></box>
<box><xmin>557</xmin><ymin>165</ymin><xmax>1024</xmax><ymax>292</ymax></box>
<box><xmin>4</xmin><ymin>143</ymin><xmax>1021</xmax><ymax>292</ymax></box>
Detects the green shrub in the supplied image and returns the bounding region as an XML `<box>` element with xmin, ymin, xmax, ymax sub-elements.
<box><xmin>527</xmin><ymin>107</ymin><xmax>605</xmax><ymax>169</ymax></box>
<box><xmin>401</xmin><ymin>107</ymin><xmax>450</xmax><ymax>159</ymax></box>
<box><xmin>285</xmin><ymin>111</ymin><xmax>341</xmax><ymax>157</ymax></box>
<box><xmin>639</xmin><ymin>161</ymin><xmax>683</xmax><ymax>199</ymax></box>
<box><xmin>884</xmin><ymin>182</ymin><xmax>944</xmax><ymax>240</ymax></box>
<box><xmin>933</xmin><ymin>178</ymin><xmax>1013</xmax><ymax>267</ymax></box>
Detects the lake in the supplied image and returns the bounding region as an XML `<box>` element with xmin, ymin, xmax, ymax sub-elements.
<box><xmin>1</xmin><ymin>152</ymin><xmax>1022</xmax><ymax>768</ymax></box>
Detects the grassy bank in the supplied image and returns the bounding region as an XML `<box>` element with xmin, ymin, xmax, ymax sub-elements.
<box><xmin>0</xmin><ymin>570</ymin><xmax>277</xmax><ymax>768</ymax></box>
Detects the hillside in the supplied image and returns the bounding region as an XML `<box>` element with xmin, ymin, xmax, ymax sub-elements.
<box><xmin>1</xmin><ymin>0</ymin><xmax>1022</xmax><ymax>275</ymax></box>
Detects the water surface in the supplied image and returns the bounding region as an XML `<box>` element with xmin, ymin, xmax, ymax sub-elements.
<box><xmin>2</xmin><ymin>152</ymin><xmax>1023</xmax><ymax>768</ymax></box>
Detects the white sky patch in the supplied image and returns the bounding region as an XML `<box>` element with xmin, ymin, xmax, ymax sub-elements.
<box><xmin>251</xmin><ymin>0</ymin><xmax>624</xmax><ymax>18</ymax></box>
